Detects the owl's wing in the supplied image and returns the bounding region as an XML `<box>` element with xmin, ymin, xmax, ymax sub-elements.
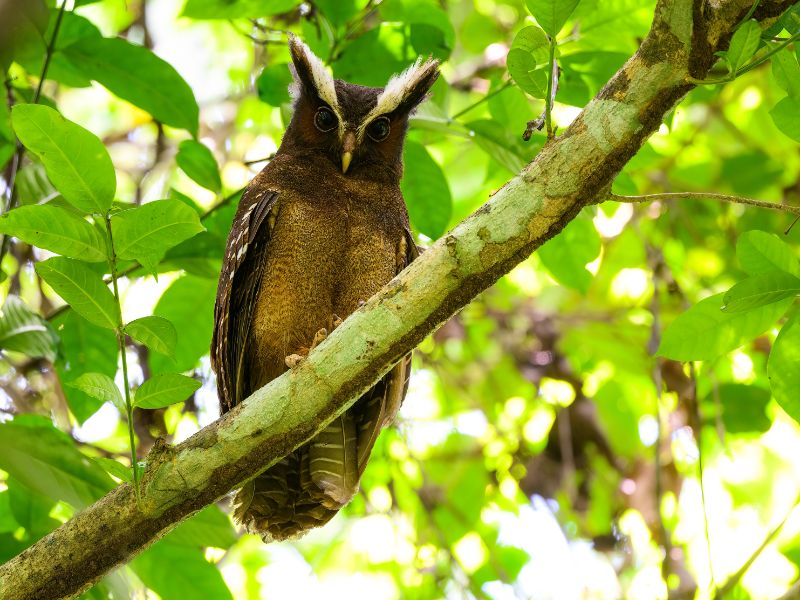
<box><xmin>355</xmin><ymin>227</ymin><xmax>419</xmax><ymax>475</ymax></box>
<box><xmin>212</xmin><ymin>185</ymin><xmax>280</xmax><ymax>413</ymax></box>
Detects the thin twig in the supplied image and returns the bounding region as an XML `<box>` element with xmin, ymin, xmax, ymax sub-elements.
<box><xmin>608</xmin><ymin>192</ymin><xmax>800</xmax><ymax>217</ymax></box>
<box><xmin>738</xmin><ymin>0</ymin><xmax>762</xmax><ymax>27</ymax></box>
<box><xmin>243</xmin><ymin>153</ymin><xmax>275</xmax><ymax>166</ymax></box>
<box><xmin>544</xmin><ymin>35</ymin><xmax>557</xmax><ymax>139</ymax></box>
<box><xmin>714</xmin><ymin>494</ymin><xmax>800</xmax><ymax>599</ymax></box>
<box><xmin>778</xmin><ymin>579</ymin><xmax>800</xmax><ymax>600</ymax></box>
<box><xmin>647</xmin><ymin>248</ymin><xmax>673</xmax><ymax>583</ymax></box>
<box><xmin>449</xmin><ymin>80</ymin><xmax>513</xmax><ymax>121</ymax></box>
<box><xmin>105</xmin><ymin>214</ymin><xmax>140</xmax><ymax>500</ymax></box>
<box><xmin>227</xmin><ymin>19</ymin><xmax>286</xmax><ymax>45</ymax></box>
<box><xmin>326</xmin><ymin>0</ymin><xmax>380</xmax><ymax>65</ymax></box>
<box><xmin>690</xmin><ymin>362</ymin><xmax>717</xmax><ymax>593</ymax></box>
<box><xmin>688</xmin><ymin>28</ymin><xmax>800</xmax><ymax>85</ymax></box>
<box><xmin>523</xmin><ymin>61</ymin><xmax>559</xmax><ymax>141</ymax></box>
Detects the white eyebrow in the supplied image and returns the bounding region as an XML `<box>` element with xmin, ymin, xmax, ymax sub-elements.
<box><xmin>289</xmin><ymin>36</ymin><xmax>346</xmax><ymax>136</ymax></box>
<box><xmin>356</xmin><ymin>57</ymin><xmax>438</xmax><ymax>140</ymax></box>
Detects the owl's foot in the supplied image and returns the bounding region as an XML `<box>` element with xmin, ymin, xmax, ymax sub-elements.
<box><xmin>331</xmin><ymin>314</ymin><xmax>343</xmax><ymax>329</ymax></box>
<box><xmin>285</xmin><ymin>327</ymin><xmax>329</xmax><ymax>369</ymax></box>
<box><xmin>285</xmin><ymin>353</ymin><xmax>305</xmax><ymax>369</ymax></box>
<box><xmin>310</xmin><ymin>327</ymin><xmax>328</xmax><ymax>350</ymax></box>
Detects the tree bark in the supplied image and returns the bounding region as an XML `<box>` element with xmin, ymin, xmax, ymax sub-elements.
<box><xmin>0</xmin><ymin>0</ymin><xmax>795</xmax><ymax>598</ymax></box>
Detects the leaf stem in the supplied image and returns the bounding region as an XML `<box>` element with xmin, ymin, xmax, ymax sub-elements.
<box><xmin>688</xmin><ymin>28</ymin><xmax>800</xmax><ymax>85</ymax></box>
<box><xmin>449</xmin><ymin>80</ymin><xmax>512</xmax><ymax>121</ymax></box>
<box><xmin>608</xmin><ymin>191</ymin><xmax>800</xmax><ymax>217</ymax></box>
<box><xmin>33</xmin><ymin>1</ymin><xmax>68</xmax><ymax>104</ymax></box>
<box><xmin>736</xmin><ymin>0</ymin><xmax>762</xmax><ymax>29</ymax></box>
<box><xmin>104</xmin><ymin>213</ymin><xmax>140</xmax><ymax>500</ymax></box>
<box><xmin>545</xmin><ymin>36</ymin><xmax>557</xmax><ymax>139</ymax></box>
<box><xmin>713</xmin><ymin>493</ymin><xmax>800</xmax><ymax>599</ymax></box>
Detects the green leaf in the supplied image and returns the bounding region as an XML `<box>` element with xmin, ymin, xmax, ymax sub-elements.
<box><xmin>167</xmin><ymin>506</ymin><xmax>237</xmax><ymax>549</ymax></box>
<box><xmin>0</xmin><ymin>491</ymin><xmax>18</xmax><ymax>533</ymax></box>
<box><xmin>315</xmin><ymin>0</ymin><xmax>369</xmax><ymax>28</ymax></box>
<box><xmin>150</xmin><ymin>276</ymin><xmax>217</xmax><ymax>374</ymax></box>
<box><xmin>35</xmin><ymin>257</ymin><xmax>118</xmax><ymax>330</ymax></box>
<box><xmin>15</xmin><ymin>162</ymin><xmax>60</xmax><ymax>206</ymax></box>
<box><xmin>61</xmin><ymin>37</ymin><xmax>199</xmax><ymax>136</ymax></box>
<box><xmin>182</xmin><ymin>0</ymin><xmax>297</xmax><ymax>18</ymax></box>
<box><xmin>525</xmin><ymin>0</ymin><xmax>581</xmax><ymax>37</ymax></box>
<box><xmin>401</xmin><ymin>140</ymin><xmax>452</xmax><ymax>239</ymax></box>
<box><xmin>0</xmin><ymin>94</ymin><xmax>12</xmax><ymax>142</ymax></box>
<box><xmin>737</xmin><ymin>230</ymin><xmax>800</xmax><ymax>277</ymax></box>
<box><xmin>538</xmin><ymin>215</ymin><xmax>601</xmax><ymax>294</ymax></box>
<box><xmin>0</xmin><ymin>142</ymin><xmax>13</xmax><ymax>172</ymax></box>
<box><xmin>658</xmin><ymin>293</ymin><xmax>793</xmax><ymax>361</ymax></box>
<box><xmin>0</xmin><ymin>532</ymin><xmax>28</xmax><ymax>564</ymax></box>
<box><xmin>0</xmin><ymin>415</ymin><xmax>114</xmax><ymax>509</ymax></box>
<box><xmin>507</xmin><ymin>50</ymin><xmax>549</xmax><ymax>98</ymax></box>
<box><xmin>507</xmin><ymin>27</ymin><xmax>550</xmax><ymax>97</ymax></box>
<box><xmin>111</xmin><ymin>199</ymin><xmax>205</xmax><ymax>272</ymax></box>
<box><xmin>131</xmin><ymin>539</ymin><xmax>233</xmax><ymax>600</ymax></box>
<box><xmin>0</xmin><ymin>296</ymin><xmax>58</xmax><ymax>361</ymax></box>
<box><xmin>771</xmin><ymin>49</ymin><xmax>800</xmax><ymax>99</ymax></box>
<box><xmin>722</xmin><ymin>272</ymin><xmax>800</xmax><ymax>313</ymax></box>
<box><xmin>11</xmin><ymin>104</ymin><xmax>115</xmax><ymax>214</ymax></box>
<box><xmin>0</xmin><ymin>0</ymin><xmax>43</xmax><ymax>70</ymax></box>
<box><xmin>713</xmin><ymin>384</ymin><xmax>772</xmax><ymax>434</ymax></box>
<box><xmin>125</xmin><ymin>316</ymin><xmax>177</xmax><ymax>358</ymax></box>
<box><xmin>725</xmin><ymin>19</ymin><xmax>761</xmax><ymax>73</ymax></box>
<box><xmin>7</xmin><ymin>477</ymin><xmax>59</xmax><ymax>539</ymax></box>
<box><xmin>69</xmin><ymin>373</ymin><xmax>125</xmax><ymax>413</ymax></box>
<box><xmin>176</xmin><ymin>140</ymin><xmax>222</xmax><ymax>193</ymax></box>
<box><xmin>0</xmin><ymin>204</ymin><xmax>107</xmax><ymax>261</ymax></box>
<box><xmin>467</xmin><ymin>119</ymin><xmax>533</xmax><ymax>174</ymax></box>
<box><xmin>52</xmin><ymin>311</ymin><xmax>118</xmax><ymax>424</ymax></box>
<box><xmin>769</xmin><ymin>313</ymin><xmax>800</xmax><ymax>424</ymax></box>
<box><xmin>333</xmin><ymin>24</ymin><xmax>410</xmax><ymax>86</ymax></box>
<box><xmin>379</xmin><ymin>0</ymin><xmax>456</xmax><ymax>53</ymax></box>
<box><xmin>256</xmin><ymin>63</ymin><xmax>293</xmax><ymax>107</ymax></box>
<box><xmin>770</xmin><ymin>96</ymin><xmax>800</xmax><ymax>143</ymax></box>
<box><xmin>92</xmin><ymin>457</ymin><xmax>132</xmax><ymax>482</ymax></box>
<box><xmin>133</xmin><ymin>373</ymin><xmax>201</xmax><ymax>409</ymax></box>
<box><xmin>13</xmin><ymin>12</ymin><xmax>104</xmax><ymax>89</ymax></box>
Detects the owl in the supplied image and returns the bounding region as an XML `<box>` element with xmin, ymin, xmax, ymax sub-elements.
<box><xmin>211</xmin><ymin>35</ymin><xmax>439</xmax><ymax>541</ymax></box>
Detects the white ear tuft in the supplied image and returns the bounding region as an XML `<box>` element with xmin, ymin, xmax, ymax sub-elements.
<box><xmin>287</xmin><ymin>34</ymin><xmax>341</xmax><ymax>115</ymax></box>
<box><xmin>378</xmin><ymin>57</ymin><xmax>438</xmax><ymax>114</ymax></box>
<box><xmin>357</xmin><ymin>57</ymin><xmax>439</xmax><ymax>139</ymax></box>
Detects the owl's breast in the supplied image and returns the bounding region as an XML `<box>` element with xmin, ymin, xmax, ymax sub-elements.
<box><xmin>248</xmin><ymin>194</ymin><xmax>343</xmax><ymax>374</ymax></box>
<box><xmin>247</xmin><ymin>184</ymin><xmax>405</xmax><ymax>390</ymax></box>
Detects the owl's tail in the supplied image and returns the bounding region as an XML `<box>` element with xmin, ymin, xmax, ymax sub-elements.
<box><xmin>232</xmin><ymin>413</ymin><xmax>360</xmax><ymax>541</ymax></box>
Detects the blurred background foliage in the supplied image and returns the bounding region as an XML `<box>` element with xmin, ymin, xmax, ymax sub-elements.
<box><xmin>1</xmin><ymin>0</ymin><xmax>800</xmax><ymax>599</ymax></box>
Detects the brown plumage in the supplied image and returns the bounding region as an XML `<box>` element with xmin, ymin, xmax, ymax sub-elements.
<box><xmin>211</xmin><ymin>35</ymin><xmax>439</xmax><ymax>541</ymax></box>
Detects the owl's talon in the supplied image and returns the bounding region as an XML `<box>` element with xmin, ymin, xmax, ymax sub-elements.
<box><xmin>285</xmin><ymin>354</ymin><xmax>305</xmax><ymax>369</ymax></box>
<box><xmin>310</xmin><ymin>327</ymin><xmax>328</xmax><ymax>350</ymax></box>
<box><xmin>331</xmin><ymin>315</ymin><xmax>343</xmax><ymax>329</ymax></box>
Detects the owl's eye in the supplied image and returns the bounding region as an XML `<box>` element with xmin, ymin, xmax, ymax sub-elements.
<box><xmin>314</xmin><ymin>107</ymin><xmax>337</xmax><ymax>132</ymax></box>
<box><xmin>366</xmin><ymin>117</ymin><xmax>391</xmax><ymax>142</ymax></box>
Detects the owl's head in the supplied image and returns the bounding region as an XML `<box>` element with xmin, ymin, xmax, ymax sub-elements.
<box><xmin>283</xmin><ymin>34</ymin><xmax>439</xmax><ymax>181</ymax></box>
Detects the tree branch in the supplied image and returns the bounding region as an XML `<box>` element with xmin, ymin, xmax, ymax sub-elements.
<box><xmin>608</xmin><ymin>192</ymin><xmax>800</xmax><ymax>217</ymax></box>
<box><xmin>1</xmin><ymin>0</ymin><xmax>797</xmax><ymax>598</ymax></box>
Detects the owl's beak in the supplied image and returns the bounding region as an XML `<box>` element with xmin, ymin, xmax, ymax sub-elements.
<box><xmin>341</xmin><ymin>130</ymin><xmax>356</xmax><ymax>174</ymax></box>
